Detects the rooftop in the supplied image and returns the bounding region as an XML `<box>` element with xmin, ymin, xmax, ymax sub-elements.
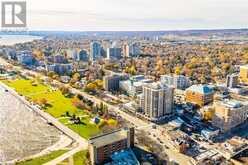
<box><xmin>218</xmin><ymin>99</ymin><xmax>248</xmax><ymax>109</ymax></box>
<box><xmin>240</xmin><ymin>65</ymin><xmax>248</xmax><ymax>69</ymax></box>
<box><xmin>224</xmin><ymin>137</ymin><xmax>248</xmax><ymax>153</ymax></box>
<box><xmin>105</xmin><ymin>149</ymin><xmax>140</xmax><ymax>165</ymax></box>
<box><xmin>131</xmin><ymin>75</ymin><xmax>145</xmax><ymax>81</ymax></box>
<box><xmin>89</xmin><ymin>128</ymin><xmax>128</xmax><ymax>148</ymax></box>
<box><xmin>186</xmin><ymin>84</ymin><xmax>213</xmax><ymax>94</ymax></box>
<box><xmin>143</xmin><ymin>82</ymin><xmax>170</xmax><ymax>90</ymax></box>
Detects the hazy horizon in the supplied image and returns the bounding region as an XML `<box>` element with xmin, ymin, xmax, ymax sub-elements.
<box><xmin>5</xmin><ymin>0</ymin><xmax>248</xmax><ymax>31</ymax></box>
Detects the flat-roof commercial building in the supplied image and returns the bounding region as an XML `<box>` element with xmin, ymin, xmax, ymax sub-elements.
<box><xmin>161</xmin><ymin>74</ymin><xmax>191</xmax><ymax>90</ymax></box>
<box><xmin>88</xmin><ymin>128</ymin><xmax>135</xmax><ymax>165</ymax></box>
<box><xmin>185</xmin><ymin>85</ymin><xmax>214</xmax><ymax>107</ymax></box>
<box><xmin>221</xmin><ymin>136</ymin><xmax>248</xmax><ymax>159</ymax></box>
<box><xmin>119</xmin><ymin>75</ymin><xmax>153</xmax><ymax>96</ymax></box>
<box><xmin>212</xmin><ymin>100</ymin><xmax>248</xmax><ymax>133</ymax></box>
<box><xmin>105</xmin><ymin>149</ymin><xmax>140</xmax><ymax>165</ymax></box>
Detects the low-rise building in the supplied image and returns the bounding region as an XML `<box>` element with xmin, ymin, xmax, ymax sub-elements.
<box><xmin>46</xmin><ymin>63</ymin><xmax>73</xmax><ymax>75</ymax></box>
<box><xmin>105</xmin><ymin>149</ymin><xmax>140</xmax><ymax>165</ymax></box>
<box><xmin>60</xmin><ymin>76</ymin><xmax>71</xmax><ymax>83</ymax></box>
<box><xmin>88</xmin><ymin>127</ymin><xmax>135</xmax><ymax>165</ymax></box>
<box><xmin>221</xmin><ymin>137</ymin><xmax>248</xmax><ymax>159</ymax></box>
<box><xmin>166</xmin><ymin>129</ymin><xmax>190</xmax><ymax>153</ymax></box>
<box><xmin>201</xmin><ymin>128</ymin><xmax>219</xmax><ymax>140</ymax></box>
<box><xmin>185</xmin><ymin>85</ymin><xmax>214</xmax><ymax>107</ymax></box>
<box><xmin>119</xmin><ymin>75</ymin><xmax>152</xmax><ymax>96</ymax></box>
<box><xmin>212</xmin><ymin>99</ymin><xmax>248</xmax><ymax>132</ymax></box>
<box><xmin>161</xmin><ymin>74</ymin><xmax>191</xmax><ymax>90</ymax></box>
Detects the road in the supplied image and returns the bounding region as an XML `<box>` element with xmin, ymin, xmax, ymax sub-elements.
<box><xmin>0</xmin><ymin>56</ymin><xmax>194</xmax><ymax>164</ymax></box>
<box><xmin>70</xmin><ymin>88</ymin><xmax>149</xmax><ymax>127</ymax></box>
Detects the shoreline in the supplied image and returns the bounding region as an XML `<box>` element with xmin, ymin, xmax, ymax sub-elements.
<box><xmin>0</xmin><ymin>35</ymin><xmax>43</xmax><ymax>46</ymax></box>
<box><xmin>0</xmin><ymin>82</ymin><xmax>73</xmax><ymax>164</ymax></box>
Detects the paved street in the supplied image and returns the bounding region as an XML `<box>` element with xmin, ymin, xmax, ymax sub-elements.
<box><xmin>0</xmin><ymin>56</ymin><xmax>197</xmax><ymax>164</ymax></box>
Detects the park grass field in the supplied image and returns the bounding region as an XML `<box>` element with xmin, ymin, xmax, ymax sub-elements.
<box><xmin>16</xmin><ymin>150</ymin><xmax>68</xmax><ymax>165</ymax></box>
<box><xmin>2</xmin><ymin>79</ymin><xmax>79</xmax><ymax>117</ymax></box>
<box><xmin>73</xmin><ymin>150</ymin><xmax>89</xmax><ymax>165</ymax></box>
<box><xmin>1</xmin><ymin>79</ymin><xmax>100</xmax><ymax>138</ymax></box>
<box><xmin>60</xmin><ymin>117</ymin><xmax>100</xmax><ymax>139</ymax></box>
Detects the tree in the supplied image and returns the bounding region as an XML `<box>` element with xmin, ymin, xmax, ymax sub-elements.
<box><xmin>174</xmin><ymin>66</ymin><xmax>181</xmax><ymax>75</ymax></box>
<box><xmin>72</xmin><ymin>72</ymin><xmax>81</xmax><ymax>81</ymax></box>
<box><xmin>38</xmin><ymin>98</ymin><xmax>48</xmax><ymax>107</ymax></box>
<box><xmin>71</xmin><ymin>98</ymin><xmax>85</xmax><ymax>109</ymax></box>
<box><xmin>72</xmin><ymin>114</ymin><xmax>76</xmax><ymax>120</ymax></box>
<box><xmin>95</xmin><ymin>79</ymin><xmax>103</xmax><ymax>89</ymax></box>
<box><xmin>47</xmin><ymin>71</ymin><xmax>55</xmax><ymax>78</ymax></box>
<box><xmin>76</xmin><ymin>94</ymin><xmax>84</xmax><ymax>100</ymax></box>
<box><xmin>59</xmin><ymin>86</ymin><xmax>70</xmax><ymax>95</ymax></box>
<box><xmin>65</xmin><ymin>111</ymin><xmax>70</xmax><ymax>117</ymax></box>
<box><xmin>85</xmin><ymin>82</ymin><xmax>97</xmax><ymax>92</ymax></box>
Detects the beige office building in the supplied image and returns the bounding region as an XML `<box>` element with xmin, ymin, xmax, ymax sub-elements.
<box><xmin>212</xmin><ymin>100</ymin><xmax>248</xmax><ymax>132</ymax></box>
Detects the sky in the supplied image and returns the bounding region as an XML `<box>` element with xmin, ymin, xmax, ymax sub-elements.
<box><xmin>22</xmin><ymin>0</ymin><xmax>248</xmax><ymax>31</ymax></box>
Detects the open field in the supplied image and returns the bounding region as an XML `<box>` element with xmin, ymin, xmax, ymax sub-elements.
<box><xmin>1</xmin><ymin>79</ymin><xmax>100</xmax><ymax>139</ymax></box>
<box><xmin>2</xmin><ymin>79</ymin><xmax>79</xmax><ymax>117</ymax></box>
<box><xmin>60</xmin><ymin>118</ymin><xmax>100</xmax><ymax>139</ymax></box>
<box><xmin>73</xmin><ymin>150</ymin><xmax>89</xmax><ymax>165</ymax></box>
<box><xmin>16</xmin><ymin>150</ymin><xmax>68</xmax><ymax>165</ymax></box>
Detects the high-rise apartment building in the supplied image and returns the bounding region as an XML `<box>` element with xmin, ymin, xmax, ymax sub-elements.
<box><xmin>122</xmin><ymin>44</ymin><xmax>130</xmax><ymax>57</ymax></box>
<box><xmin>103</xmin><ymin>75</ymin><xmax>120</xmax><ymax>92</ymax></box>
<box><xmin>79</xmin><ymin>50</ymin><xmax>88</xmax><ymax>62</ymax></box>
<box><xmin>226</xmin><ymin>74</ymin><xmax>239</xmax><ymax>88</ymax></box>
<box><xmin>140</xmin><ymin>82</ymin><xmax>174</xmax><ymax>121</ymax></box>
<box><xmin>90</xmin><ymin>41</ymin><xmax>102</xmax><ymax>61</ymax></box>
<box><xmin>107</xmin><ymin>48</ymin><xmax>122</xmax><ymax>60</ymax></box>
<box><xmin>129</xmin><ymin>43</ymin><xmax>140</xmax><ymax>57</ymax></box>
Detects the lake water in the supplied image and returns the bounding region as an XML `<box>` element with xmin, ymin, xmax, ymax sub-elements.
<box><xmin>0</xmin><ymin>85</ymin><xmax>60</xmax><ymax>163</ymax></box>
<box><xmin>0</xmin><ymin>35</ymin><xmax>42</xmax><ymax>46</ymax></box>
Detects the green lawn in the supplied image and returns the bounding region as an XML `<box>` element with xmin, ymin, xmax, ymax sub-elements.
<box><xmin>1</xmin><ymin>79</ymin><xmax>100</xmax><ymax>139</ymax></box>
<box><xmin>3</xmin><ymin>79</ymin><xmax>79</xmax><ymax>118</ymax></box>
<box><xmin>16</xmin><ymin>150</ymin><xmax>67</xmax><ymax>165</ymax></box>
<box><xmin>73</xmin><ymin>150</ymin><xmax>89</xmax><ymax>165</ymax></box>
<box><xmin>60</xmin><ymin>118</ymin><xmax>100</xmax><ymax>139</ymax></box>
